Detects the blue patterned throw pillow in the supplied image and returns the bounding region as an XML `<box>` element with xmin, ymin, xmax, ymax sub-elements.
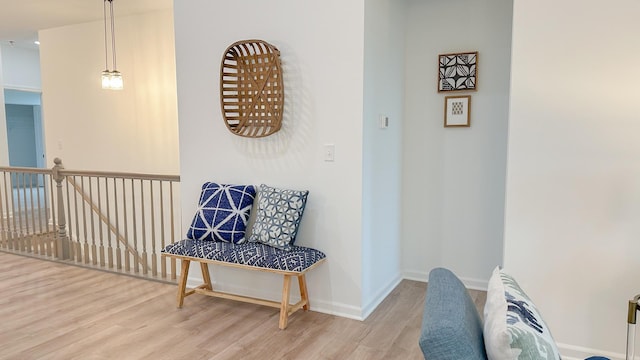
<box><xmin>186</xmin><ymin>182</ymin><xmax>256</xmax><ymax>244</ymax></box>
<box><xmin>248</xmin><ymin>184</ymin><xmax>309</xmax><ymax>250</ymax></box>
<box><xmin>483</xmin><ymin>266</ymin><xmax>561</xmax><ymax>360</ymax></box>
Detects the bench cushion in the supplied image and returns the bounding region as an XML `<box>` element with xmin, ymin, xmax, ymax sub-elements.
<box><xmin>162</xmin><ymin>239</ymin><xmax>234</xmax><ymax>261</ymax></box>
<box><xmin>162</xmin><ymin>239</ymin><xmax>326</xmax><ymax>272</ymax></box>
<box><xmin>186</xmin><ymin>183</ymin><xmax>256</xmax><ymax>244</ymax></box>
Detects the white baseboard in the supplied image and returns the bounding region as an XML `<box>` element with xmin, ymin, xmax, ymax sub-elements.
<box><xmin>185</xmin><ymin>275</ymin><xmax>204</xmax><ymax>289</ymax></box>
<box><xmin>459</xmin><ymin>275</ymin><xmax>488</xmax><ymax>291</ymax></box>
<box><xmin>403</xmin><ymin>270</ymin><xmax>428</xmax><ymax>282</ymax></box>
<box><xmin>403</xmin><ymin>269</ymin><xmax>488</xmax><ymax>291</ymax></box>
<box><xmin>558</xmin><ymin>342</ymin><xmax>626</xmax><ymax>360</ymax></box>
<box><xmin>361</xmin><ymin>274</ymin><xmax>403</xmax><ymax>319</ymax></box>
<box><xmin>308</xmin><ymin>299</ymin><xmax>364</xmax><ymax>321</ymax></box>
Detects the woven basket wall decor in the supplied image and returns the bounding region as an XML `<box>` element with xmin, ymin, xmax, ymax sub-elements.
<box><xmin>220</xmin><ymin>40</ymin><xmax>284</xmax><ymax>138</ymax></box>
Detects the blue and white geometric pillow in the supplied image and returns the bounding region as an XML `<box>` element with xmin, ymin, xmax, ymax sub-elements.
<box><xmin>248</xmin><ymin>184</ymin><xmax>309</xmax><ymax>250</ymax></box>
<box><xmin>186</xmin><ymin>182</ymin><xmax>256</xmax><ymax>244</ymax></box>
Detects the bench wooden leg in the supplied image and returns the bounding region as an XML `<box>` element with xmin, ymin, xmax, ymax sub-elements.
<box><xmin>279</xmin><ymin>274</ymin><xmax>292</xmax><ymax>330</ymax></box>
<box><xmin>298</xmin><ymin>274</ymin><xmax>310</xmax><ymax>311</ymax></box>
<box><xmin>200</xmin><ymin>262</ymin><xmax>212</xmax><ymax>290</ymax></box>
<box><xmin>177</xmin><ymin>259</ymin><xmax>191</xmax><ymax>308</ymax></box>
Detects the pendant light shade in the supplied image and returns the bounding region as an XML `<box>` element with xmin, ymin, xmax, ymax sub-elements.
<box><xmin>109</xmin><ymin>70</ymin><xmax>123</xmax><ymax>90</ymax></box>
<box><xmin>101</xmin><ymin>0</ymin><xmax>123</xmax><ymax>90</ymax></box>
<box><xmin>101</xmin><ymin>70</ymin><xmax>111</xmax><ymax>89</ymax></box>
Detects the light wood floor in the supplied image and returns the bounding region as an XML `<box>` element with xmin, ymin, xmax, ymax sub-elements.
<box><xmin>0</xmin><ymin>252</ymin><xmax>486</xmax><ymax>360</ymax></box>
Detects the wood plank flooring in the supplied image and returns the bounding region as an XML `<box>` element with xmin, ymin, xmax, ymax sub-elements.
<box><xmin>0</xmin><ymin>252</ymin><xmax>486</xmax><ymax>360</ymax></box>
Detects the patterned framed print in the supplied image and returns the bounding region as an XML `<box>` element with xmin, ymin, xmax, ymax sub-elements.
<box><xmin>444</xmin><ymin>95</ymin><xmax>471</xmax><ymax>127</ymax></box>
<box><xmin>438</xmin><ymin>51</ymin><xmax>477</xmax><ymax>92</ymax></box>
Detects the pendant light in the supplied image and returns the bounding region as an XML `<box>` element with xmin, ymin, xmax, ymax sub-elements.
<box><xmin>101</xmin><ymin>0</ymin><xmax>123</xmax><ymax>90</ymax></box>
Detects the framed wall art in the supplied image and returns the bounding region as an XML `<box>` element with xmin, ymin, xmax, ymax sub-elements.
<box><xmin>438</xmin><ymin>51</ymin><xmax>477</xmax><ymax>92</ymax></box>
<box><xmin>444</xmin><ymin>95</ymin><xmax>471</xmax><ymax>127</ymax></box>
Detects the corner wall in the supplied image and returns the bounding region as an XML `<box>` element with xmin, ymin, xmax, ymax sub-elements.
<box><xmin>505</xmin><ymin>1</ymin><xmax>640</xmax><ymax>358</ymax></box>
<box><xmin>361</xmin><ymin>0</ymin><xmax>405</xmax><ymax>316</ymax></box>
<box><xmin>173</xmin><ymin>0</ymin><xmax>366</xmax><ymax>318</ymax></box>
<box><xmin>402</xmin><ymin>0</ymin><xmax>512</xmax><ymax>287</ymax></box>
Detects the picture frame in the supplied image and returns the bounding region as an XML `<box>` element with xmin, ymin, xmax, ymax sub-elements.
<box><xmin>438</xmin><ymin>51</ymin><xmax>477</xmax><ymax>92</ymax></box>
<box><xmin>444</xmin><ymin>95</ymin><xmax>471</xmax><ymax>127</ymax></box>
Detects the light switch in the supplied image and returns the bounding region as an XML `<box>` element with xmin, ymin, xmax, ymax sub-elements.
<box><xmin>324</xmin><ymin>144</ymin><xmax>335</xmax><ymax>162</ymax></box>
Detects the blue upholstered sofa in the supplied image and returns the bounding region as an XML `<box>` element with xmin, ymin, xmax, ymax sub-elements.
<box><xmin>419</xmin><ymin>267</ymin><xmax>487</xmax><ymax>360</ymax></box>
<box><xmin>419</xmin><ymin>268</ymin><xmax>610</xmax><ymax>360</ymax></box>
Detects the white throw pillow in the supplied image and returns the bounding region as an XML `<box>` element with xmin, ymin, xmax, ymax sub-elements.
<box><xmin>483</xmin><ymin>266</ymin><xmax>561</xmax><ymax>360</ymax></box>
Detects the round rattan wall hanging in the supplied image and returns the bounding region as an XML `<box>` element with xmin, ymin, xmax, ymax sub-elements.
<box><xmin>220</xmin><ymin>39</ymin><xmax>284</xmax><ymax>138</ymax></box>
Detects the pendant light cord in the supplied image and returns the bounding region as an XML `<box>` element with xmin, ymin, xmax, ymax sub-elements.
<box><xmin>110</xmin><ymin>0</ymin><xmax>117</xmax><ymax>71</ymax></box>
<box><xmin>103</xmin><ymin>0</ymin><xmax>109</xmax><ymax>70</ymax></box>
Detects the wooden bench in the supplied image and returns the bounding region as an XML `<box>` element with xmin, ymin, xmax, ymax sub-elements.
<box><xmin>161</xmin><ymin>239</ymin><xmax>326</xmax><ymax>329</ymax></box>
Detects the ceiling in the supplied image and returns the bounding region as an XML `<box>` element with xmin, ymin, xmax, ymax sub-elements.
<box><xmin>0</xmin><ymin>0</ymin><xmax>172</xmax><ymax>48</ymax></box>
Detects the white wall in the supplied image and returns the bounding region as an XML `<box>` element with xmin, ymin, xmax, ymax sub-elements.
<box><xmin>505</xmin><ymin>1</ymin><xmax>640</xmax><ymax>358</ymax></box>
<box><xmin>39</xmin><ymin>9</ymin><xmax>179</xmax><ymax>174</ymax></box>
<box><xmin>0</xmin><ymin>45</ymin><xmax>40</xmax><ymax>167</ymax></box>
<box><xmin>0</xmin><ymin>44</ymin><xmax>41</xmax><ymax>90</ymax></box>
<box><xmin>402</xmin><ymin>0</ymin><xmax>512</xmax><ymax>287</ymax></box>
<box><xmin>174</xmin><ymin>0</ymin><xmax>366</xmax><ymax>318</ymax></box>
<box><xmin>361</xmin><ymin>0</ymin><xmax>405</xmax><ymax>316</ymax></box>
<box><xmin>0</xmin><ymin>48</ymin><xmax>9</xmax><ymax>166</ymax></box>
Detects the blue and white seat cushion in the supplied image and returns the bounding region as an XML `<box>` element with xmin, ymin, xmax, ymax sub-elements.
<box><xmin>161</xmin><ymin>239</ymin><xmax>326</xmax><ymax>272</ymax></box>
<box><xmin>483</xmin><ymin>266</ymin><xmax>561</xmax><ymax>360</ymax></box>
<box><xmin>248</xmin><ymin>184</ymin><xmax>309</xmax><ymax>250</ymax></box>
<box><xmin>223</xmin><ymin>242</ymin><xmax>326</xmax><ymax>271</ymax></box>
<box><xmin>186</xmin><ymin>182</ymin><xmax>256</xmax><ymax>244</ymax></box>
<box><xmin>161</xmin><ymin>239</ymin><xmax>235</xmax><ymax>261</ymax></box>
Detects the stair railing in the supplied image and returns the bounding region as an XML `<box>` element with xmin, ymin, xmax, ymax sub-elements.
<box><xmin>0</xmin><ymin>158</ymin><xmax>181</xmax><ymax>283</ymax></box>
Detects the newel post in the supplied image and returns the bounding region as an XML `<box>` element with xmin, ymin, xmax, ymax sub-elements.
<box><xmin>52</xmin><ymin>158</ymin><xmax>70</xmax><ymax>260</ymax></box>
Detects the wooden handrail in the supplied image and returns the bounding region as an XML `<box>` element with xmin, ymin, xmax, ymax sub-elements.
<box><xmin>0</xmin><ymin>158</ymin><xmax>180</xmax><ymax>282</ymax></box>
<box><xmin>0</xmin><ymin>164</ymin><xmax>182</xmax><ymax>182</ymax></box>
<box><xmin>0</xmin><ymin>166</ymin><xmax>52</xmax><ymax>174</ymax></box>
<box><xmin>59</xmin><ymin>169</ymin><xmax>179</xmax><ymax>182</ymax></box>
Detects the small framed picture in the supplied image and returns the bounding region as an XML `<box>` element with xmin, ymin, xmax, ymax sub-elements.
<box><xmin>438</xmin><ymin>51</ymin><xmax>477</xmax><ymax>92</ymax></box>
<box><xmin>444</xmin><ymin>95</ymin><xmax>471</xmax><ymax>127</ymax></box>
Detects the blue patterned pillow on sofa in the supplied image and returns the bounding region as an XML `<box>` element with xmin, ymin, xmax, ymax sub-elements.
<box><xmin>248</xmin><ymin>184</ymin><xmax>309</xmax><ymax>250</ymax></box>
<box><xmin>186</xmin><ymin>182</ymin><xmax>256</xmax><ymax>244</ymax></box>
<box><xmin>483</xmin><ymin>266</ymin><xmax>561</xmax><ymax>360</ymax></box>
